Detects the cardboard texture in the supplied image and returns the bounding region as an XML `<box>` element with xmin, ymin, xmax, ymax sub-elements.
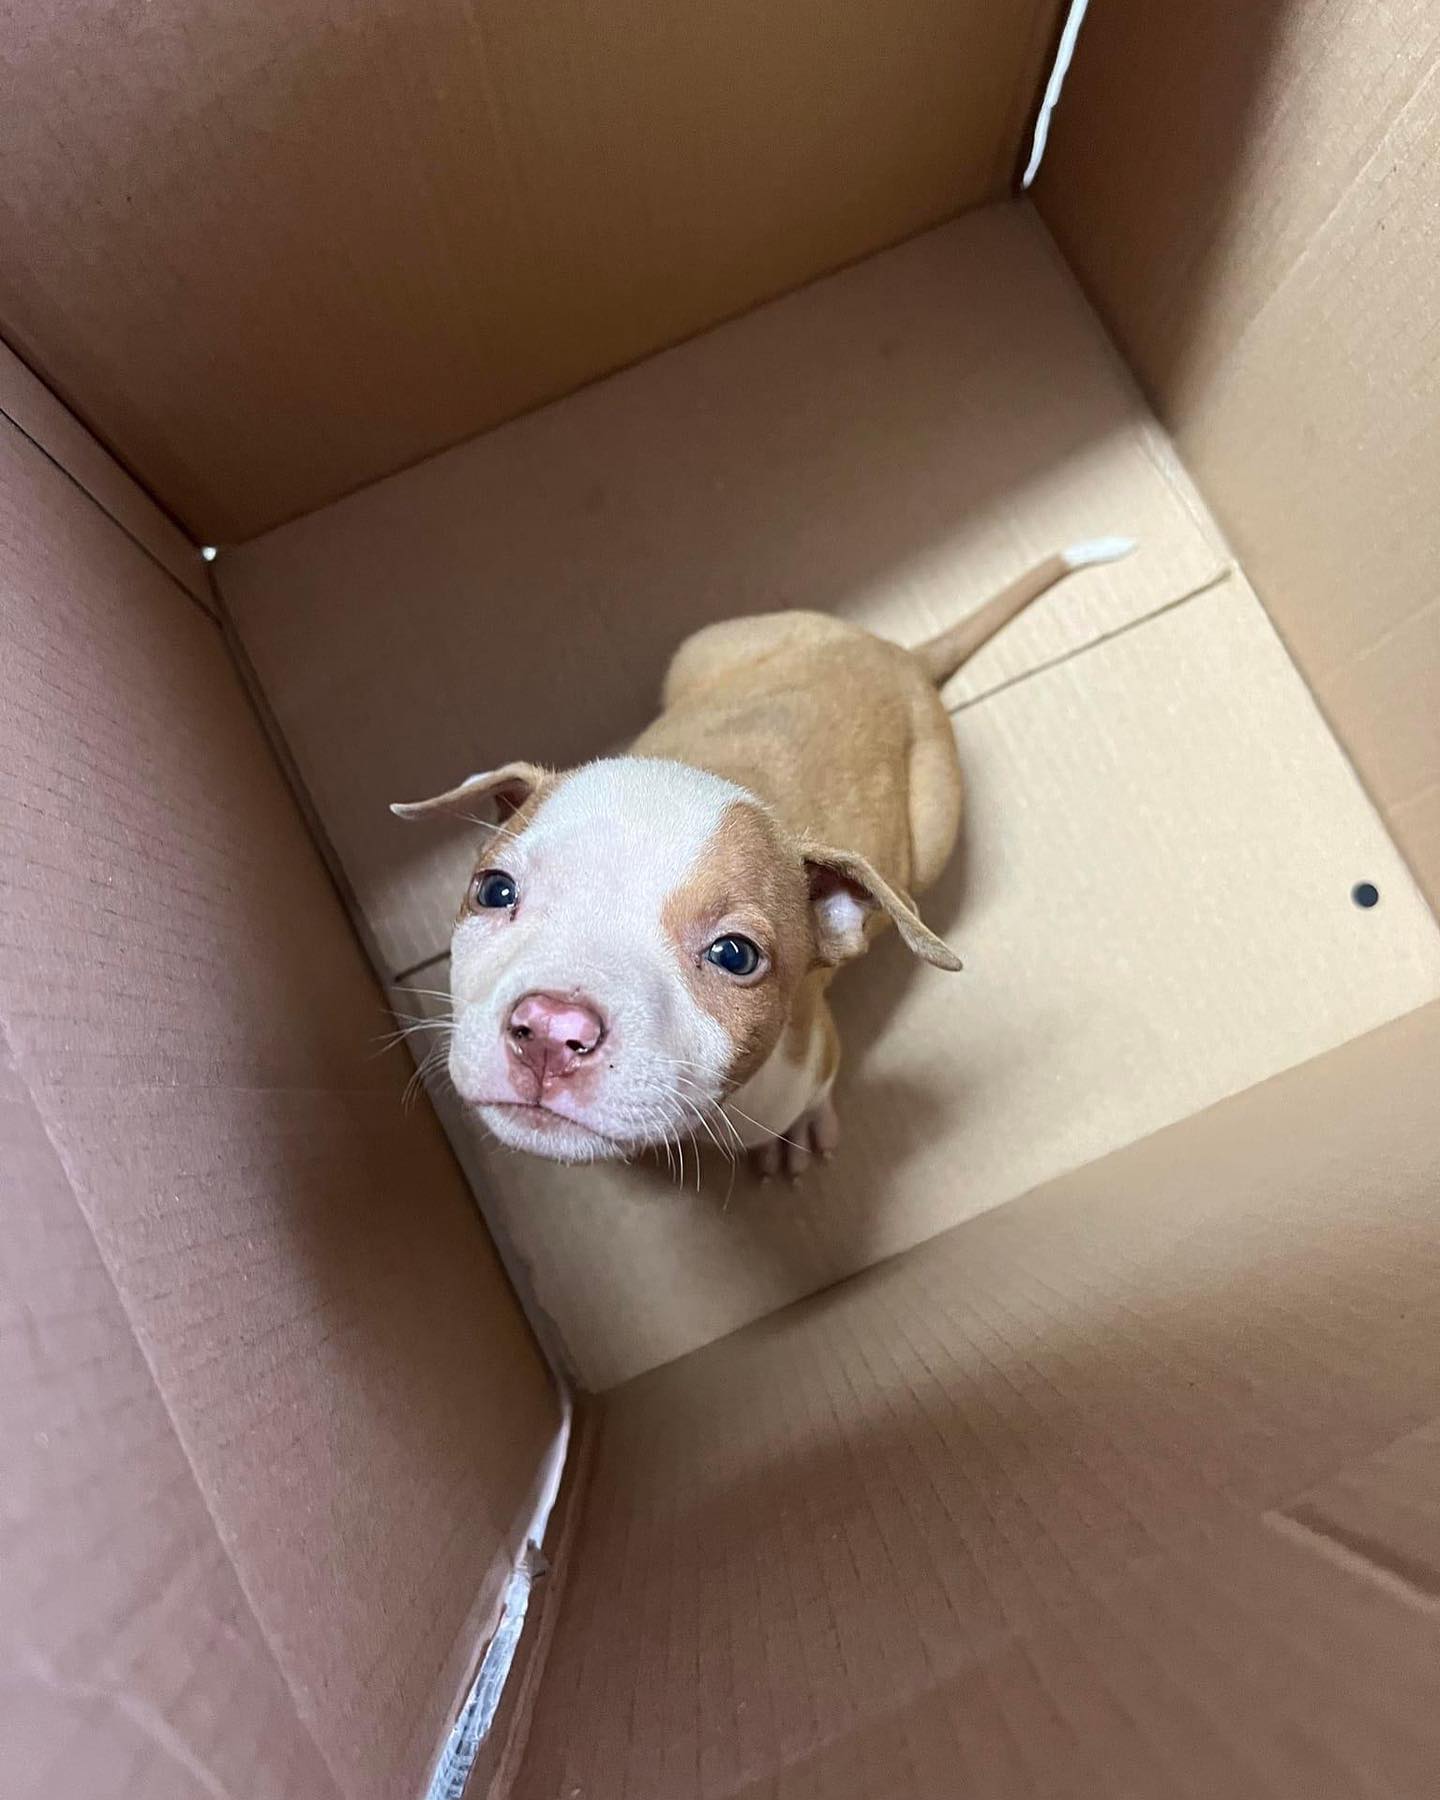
<box><xmin>219</xmin><ymin>197</ymin><xmax>1440</xmax><ymax>1388</ymax></box>
<box><xmin>1035</xmin><ymin>0</ymin><xmax>1440</xmax><ymax>912</ymax></box>
<box><xmin>0</xmin><ymin>0</ymin><xmax>1060</xmax><ymax>542</ymax></box>
<box><xmin>0</xmin><ymin>416</ymin><xmax>560</xmax><ymax>1800</ymax></box>
<box><xmin>221</xmin><ymin>203</ymin><xmax>1229</xmax><ymax>980</ymax></box>
<box><xmin>515</xmin><ymin>999</ymin><xmax>1440</xmax><ymax>1800</ymax></box>
<box><xmin>0</xmin><ymin>337</ymin><xmax>208</xmax><ymax>606</ymax></box>
<box><xmin>7</xmin><ymin>6</ymin><xmax>1440</xmax><ymax>1796</ymax></box>
<box><xmin>1</xmin><ymin>1023</ymin><xmax>341</xmax><ymax>1800</ymax></box>
<box><xmin>399</xmin><ymin>570</ymin><xmax>1440</xmax><ymax>1389</ymax></box>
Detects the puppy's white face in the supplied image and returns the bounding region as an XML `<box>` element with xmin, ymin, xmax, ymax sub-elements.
<box><xmin>445</xmin><ymin>758</ymin><xmax>812</xmax><ymax>1163</ymax></box>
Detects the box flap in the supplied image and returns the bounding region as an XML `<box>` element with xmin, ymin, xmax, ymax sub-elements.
<box><xmin>0</xmin><ymin>1023</ymin><xmax>341</xmax><ymax>1800</ymax></box>
<box><xmin>0</xmin><ymin>412</ymin><xmax>560</xmax><ymax>1800</ymax></box>
<box><xmin>1035</xmin><ymin>0</ymin><xmax>1440</xmax><ymax>912</ymax></box>
<box><xmin>0</xmin><ymin>0</ymin><xmax>1062</xmax><ymax>540</ymax></box>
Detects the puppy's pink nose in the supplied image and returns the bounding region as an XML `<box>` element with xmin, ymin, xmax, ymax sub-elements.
<box><xmin>506</xmin><ymin>992</ymin><xmax>606</xmax><ymax>1084</ymax></box>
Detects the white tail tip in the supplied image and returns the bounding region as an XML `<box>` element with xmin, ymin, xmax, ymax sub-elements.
<box><xmin>1064</xmin><ymin>535</ymin><xmax>1137</xmax><ymax>568</ymax></box>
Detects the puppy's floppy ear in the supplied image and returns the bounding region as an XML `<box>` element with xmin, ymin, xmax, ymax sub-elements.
<box><xmin>390</xmin><ymin>761</ymin><xmax>548</xmax><ymax>824</ymax></box>
<box><xmin>801</xmin><ymin>844</ymin><xmax>962</xmax><ymax>971</ymax></box>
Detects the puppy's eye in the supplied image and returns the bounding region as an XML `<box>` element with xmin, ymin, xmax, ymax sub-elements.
<box><xmin>470</xmin><ymin>870</ymin><xmax>518</xmax><ymax>911</ymax></box>
<box><xmin>705</xmin><ymin>934</ymin><xmax>763</xmax><ymax>977</ymax></box>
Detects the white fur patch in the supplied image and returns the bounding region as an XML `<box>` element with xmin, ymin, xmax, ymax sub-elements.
<box><xmin>447</xmin><ymin>757</ymin><xmax>755</xmax><ymax>1158</ymax></box>
<box><xmin>727</xmin><ymin>1026</ymin><xmax>826</xmax><ymax>1149</ymax></box>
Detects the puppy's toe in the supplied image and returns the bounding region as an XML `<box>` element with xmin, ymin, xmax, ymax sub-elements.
<box><xmin>783</xmin><ymin>1136</ymin><xmax>811</xmax><ymax>1182</ymax></box>
<box><xmin>751</xmin><ymin>1138</ymin><xmax>783</xmax><ymax>1182</ymax></box>
<box><xmin>808</xmin><ymin>1096</ymin><xmax>840</xmax><ymax>1159</ymax></box>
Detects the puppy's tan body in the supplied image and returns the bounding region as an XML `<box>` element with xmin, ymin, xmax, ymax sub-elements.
<box><xmin>634</xmin><ymin>614</ymin><xmax>960</xmax><ymax>1168</ymax></box>
<box><xmin>394</xmin><ymin>540</ymin><xmax>1132</xmax><ymax>1175</ymax></box>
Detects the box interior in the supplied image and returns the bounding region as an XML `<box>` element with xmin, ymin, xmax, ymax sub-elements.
<box><xmin>4</xmin><ymin>3</ymin><xmax>1440</xmax><ymax>1797</ymax></box>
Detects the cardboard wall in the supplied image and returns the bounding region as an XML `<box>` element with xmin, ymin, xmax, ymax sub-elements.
<box><xmin>0</xmin><ymin>0</ymin><xmax>1061</xmax><ymax>543</ymax></box>
<box><xmin>221</xmin><ymin>201</ymin><xmax>1440</xmax><ymax>1389</ymax></box>
<box><xmin>0</xmin><ymin>407</ymin><xmax>560</xmax><ymax>1799</ymax></box>
<box><xmin>1035</xmin><ymin>0</ymin><xmax>1440</xmax><ymax>914</ymax></box>
<box><xmin>517</xmin><ymin>999</ymin><xmax>1440</xmax><ymax>1799</ymax></box>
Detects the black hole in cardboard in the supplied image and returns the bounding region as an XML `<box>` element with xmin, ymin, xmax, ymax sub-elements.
<box><xmin>1351</xmin><ymin>881</ymin><xmax>1380</xmax><ymax>909</ymax></box>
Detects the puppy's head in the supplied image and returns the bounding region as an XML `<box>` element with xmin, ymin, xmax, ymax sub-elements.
<box><xmin>392</xmin><ymin>756</ymin><xmax>958</xmax><ymax>1163</ymax></box>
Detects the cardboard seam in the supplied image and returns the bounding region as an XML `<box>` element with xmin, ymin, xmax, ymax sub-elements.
<box><xmin>0</xmin><ymin>1020</ymin><xmax>346</xmax><ymax>1800</ymax></box>
<box><xmin>479</xmin><ymin>1403</ymin><xmax>600</xmax><ymax>1800</ymax></box>
<box><xmin>395</xmin><ymin>948</ymin><xmax>452</xmax><ymax>985</ymax></box>
<box><xmin>1265</xmin><ymin>1506</ymin><xmax>1440</xmax><ymax>1614</ymax></box>
<box><xmin>1240</xmin><ymin>589</ymin><xmax>1440</xmax><ymax>923</ymax></box>
<box><xmin>0</xmin><ymin>402</ymin><xmax>215</xmax><ymax>623</ymax></box>
<box><xmin>947</xmin><ymin>564</ymin><xmax>1235</xmax><ymax>715</ymax></box>
<box><xmin>11</xmin><ymin>1662</ymin><xmax>242</xmax><ymax>1800</ymax></box>
<box><xmin>427</xmin><ymin>1397</ymin><xmax>573</xmax><ymax>1800</ymax></box>
<box><xmin>1026</xmin><ymin>204</ymin><xmax>1232</xmax><ymax>560</ymax></box>
<box><xmin>209</xmin><ymin>563</ymin><xmax>581</xmax><ymax>1378</ymax></box>
<box><xmin>209</xmin><ymin>570</ymin><xmax>390</xmax><ymax>979</ymax></box>
<box><xmin>230</xmin><ymin>202</ymin><xmax>1063</xmax><ymax>554</ymax></box>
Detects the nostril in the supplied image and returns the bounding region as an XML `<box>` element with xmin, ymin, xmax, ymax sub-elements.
<box><xmin>565</xmin><ymin>1038</ymin><xmax>588</xmax><ymax>1054</ymax></box>
<box><xmin>511</xmin><ymin>1023</ymin><xmax>532</xmax><ymax>1040</ymax></box>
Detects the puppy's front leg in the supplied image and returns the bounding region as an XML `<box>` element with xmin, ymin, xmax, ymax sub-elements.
<box><xmin>729</xmin><ymin>988</ymin><xmax>840</xmax><ymax>1181</ymax></box>
<box><xmin>749</xmin><ymin>1085</ymin><xmax>840</xmax><ymax>1182</ymax></box>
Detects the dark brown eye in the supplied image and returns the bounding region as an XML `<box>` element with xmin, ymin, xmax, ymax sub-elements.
<box><xmin>471</xmin><ymin>870</ymin><xmax>518</xmax><ymax>911</ymax></box>
<box><xmin>705</xmin><ymin>934</ymin><xmax>762</xmax><ymax>977</ymax></box>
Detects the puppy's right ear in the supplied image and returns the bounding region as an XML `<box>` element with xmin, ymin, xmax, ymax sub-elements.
<box><xmin>390</xmin><ymin>761</ymin><xmax>548</xmax><ymax>824</ymax></box>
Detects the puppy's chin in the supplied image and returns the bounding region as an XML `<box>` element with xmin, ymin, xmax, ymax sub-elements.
<box><xmin>474</xmin><ymin>1100</ymin><xmax>628</xmax><ymax>1165</ymax></box>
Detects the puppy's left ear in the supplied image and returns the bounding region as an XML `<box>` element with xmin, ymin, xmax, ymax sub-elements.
<box><xmin>802</xmin><ymin>845</ymin><xmax>962</xmax><ymax>971</ymax></box>
<box><xmin>390</xmin><ymin>761</ymin><xmax>548</xmax><ymax>823</ymax></box>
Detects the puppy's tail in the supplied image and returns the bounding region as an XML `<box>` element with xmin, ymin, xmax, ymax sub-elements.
<box><xmin>915</xmin><ymin>536</ymin><xmax>1136</xmax><ymax>686</ymax></box>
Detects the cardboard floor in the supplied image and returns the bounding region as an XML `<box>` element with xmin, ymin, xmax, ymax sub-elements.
<box><xmin>515</xmin><ymin>1001</ymin><xmax>1440</xmax><ymax>1800</ymax></box>
<box><xmin>221</xmin><ymin>201</ymin><xmax>1440</xmax><ymax>1390</ymax></box>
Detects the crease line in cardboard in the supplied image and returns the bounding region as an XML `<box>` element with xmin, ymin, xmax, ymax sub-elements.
<box><xmin>209</xmin><ymin>571</ymin><xmax>390</xmax><ymax>984</ymax></box>
<box><xmin>1265</xmin><ymin>1504</ymin><xmax>1440</xmax><ymax>1614</ymax></box>
<box><xmin>0</xmin><ymin>1016</ymin><xmax>346</xmax><ymax>1799</ymax></box>
<box><xmin>395</xmin><ymin>948</ymin><xmax>451</xmax><ymax>985</ymax></box>
<box><xmin>946</xmin><ymin>563</ymin><xmax>1235</xmax><ymax>716</ymax></box>
<box><xmin>0</xmin><ymin>400</ymin><xmax>216</xmax><ymax>622</ymax></box>
<box><xmin>1204</xmin><ymin>50</ymin><xmax>1440</xmax><ymax>385</ymax></box>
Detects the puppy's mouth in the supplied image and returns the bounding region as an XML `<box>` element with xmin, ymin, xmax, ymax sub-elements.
<box><xmin>473</xmin><ymin>1099</ymin><xmax>632</xmax><ymax>1162</ymax></box>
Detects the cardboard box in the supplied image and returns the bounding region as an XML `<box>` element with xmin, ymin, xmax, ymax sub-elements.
<box><xmin>3</xmin><ymin>2</ymin><xmax>1439</xmax><ymax>1795</ymax></box>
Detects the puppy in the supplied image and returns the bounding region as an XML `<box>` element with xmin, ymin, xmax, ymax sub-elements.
<box><xmin>394</xmin><ymin>539</ymin><xmax>1131</xmax><ymax>1176</ymax></box>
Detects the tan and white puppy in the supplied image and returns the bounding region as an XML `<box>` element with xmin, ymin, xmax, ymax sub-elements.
<box><xmin>394</xmin><ymin>539</ymin><xmax>1132</xmax><ymax>1176</ymax></box>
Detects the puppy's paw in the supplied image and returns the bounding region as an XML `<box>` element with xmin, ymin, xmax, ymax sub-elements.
<box><xmin>751</xmin><ymin>1094</ymin><xmax>839</xmax><ymax>1183</ymax></box>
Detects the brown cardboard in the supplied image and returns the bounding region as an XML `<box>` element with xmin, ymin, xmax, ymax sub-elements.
<box><xmin>0</xmin><ymin>414</ymin><xmax>560</xmax><ymax>1799</ymax></box>
<box><xmin>1035</xmin><ymin>0</ymin><xmax>1440</xmax><ymax>913</ymax></box>
<box><xmin>0</xmin><ymin>0</ymin><xmax>1061</xmax><ymax>542</ymax></box>
<box><xmin>5</xmin><ymin>7</ymin><xmax>1440</xmax><ymax>1796</ymax></box>
<box><xmin>398</xmin><ymin>568</ymin><xmax>1440</xmax><ymax>1389</ymax></box>
<box><xmin>0</xmin><ymin>336</ymin><xmax>208</xmax><ymax>606</ymax></box>
<box><xmin>1</xmin><ymin>1022</ymin><xmax>342</xmax><ymax>1800</ymax></box>
<box><xmin>221</xmin><ymin>202</ymin><xmax>1229</xmax><ymax>980</ymax></box>
<box><xmin>514</xmin><ymin>999</ymin><xmax>1440</xmax><ymax>1799</ymax></box>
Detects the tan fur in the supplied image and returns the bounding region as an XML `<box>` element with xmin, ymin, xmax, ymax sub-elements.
<box><xmin>637</xmin><ymin>614</ymin><xmax>956</xmax><ymax>911</ymax></box>
<box><xmin>396</xmin><ymin>550</ymin><xmax>1115</xmax><ymax>1174</ymax></box>
<box><xmin>660</xmin><ymin>800</ymin><xmax>813</xmax><ymax>1087</ymax></box>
